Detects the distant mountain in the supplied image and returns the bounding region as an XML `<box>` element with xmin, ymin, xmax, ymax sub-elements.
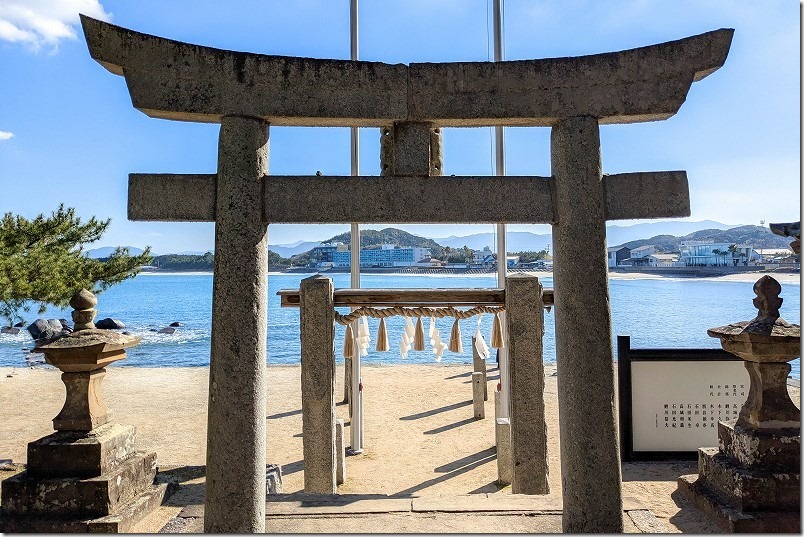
<box><xmin>269</xmin><ymin>241</ymin><xmax>322</xmax><ymax>258</ymax></box>
<box><xmin>434</xmin><ymin>231</ymin><xmax>551</xmax><ymax>252</ymax></box>
<box><xmin>619</xmin><ymin>225</ymin><xmax>792</xmax><ymax>252</ymax></box>
<box><xmin>433</xmin><ymin>221</ymin><xmax>741</xmax><ymax>252</ymax></box>
<box><xmin>86</xmin><ymin>246</ymin><xmax>145</xmax><ymax>259</ymax></box>
<box><xmin>605</xmin><ymin>220</ymin><xmax>735</xmax><ymax>248</ymax></box>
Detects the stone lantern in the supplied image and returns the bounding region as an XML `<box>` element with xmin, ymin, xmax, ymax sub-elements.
<box><xmin>0</xmin><ymin>289</ymin><xmax>165</xmax><ymax>532</ymax></box>
<box><xmin>678</xmin><ymin>275</ymin><xmax>800</xmax><ymax>533</ymax></box>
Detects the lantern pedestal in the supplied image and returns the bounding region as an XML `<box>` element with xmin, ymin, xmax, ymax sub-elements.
<box><xmin>678</xmin><ymin>276</ymin><xmax>800</xmax><ymax>533</ymax></box>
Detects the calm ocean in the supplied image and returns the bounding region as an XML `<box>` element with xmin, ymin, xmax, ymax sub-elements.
<box><xmin>0</xmin><ymin>273</ymin><xmax>799</xmax><ymax>379</ymax></box>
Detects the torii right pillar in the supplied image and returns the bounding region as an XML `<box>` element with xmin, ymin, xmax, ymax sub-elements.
<box><xmin>551</xmin><ymin>116</ymin><xmax>622</xmax><ymax>532</ymax></box>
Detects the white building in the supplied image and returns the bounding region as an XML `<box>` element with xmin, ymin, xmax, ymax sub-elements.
<box><xmin>630</xmin><ymin>245</ymin><xmax>657</xmax><ymax>259</ymax></box>
<box><xmin>647</xmin><ymin>253</ymin><xmax>682</xmax><ymax>267</ymax></box>
<box><xmin>679</xmin><ymin>241</ymin><xmax>754</xmax><ymax>266</ymax></box>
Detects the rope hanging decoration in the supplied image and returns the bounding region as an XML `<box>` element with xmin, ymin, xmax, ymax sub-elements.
<box><xmin>335</xmin><ymin>305</ymin><xmax>505</xmax><ymax>360</ymax></box>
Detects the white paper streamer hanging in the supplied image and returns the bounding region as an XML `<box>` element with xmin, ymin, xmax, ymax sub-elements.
<box><xmin>474</xmin><ymin>313</ymin><xmax>490</xmax><ymax>360</ymax></box>
<box><xmin>429</xmin><ymin>317</ymin><xmax>445</xmax><ymax>362</ymax></box>
<box><xmin>399</xmin><ymin>316</ymin><xmax>415</xmax><ymax>359</ymax></box>
<box><xmin>357</xmin><ymin>316</ymin><xmax>371</xmax><ymax>357</ymax></box>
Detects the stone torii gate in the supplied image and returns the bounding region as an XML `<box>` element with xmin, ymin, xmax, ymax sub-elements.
<box><xmin>81</xmin><ymin>15</ymin><xmax>732</xmax><ymax>533</ymax></box>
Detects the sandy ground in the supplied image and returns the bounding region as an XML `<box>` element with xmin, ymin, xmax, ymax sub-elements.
<box><xmin>3</xmin><ymin>363</ymin><xmax>798</xmax><ymax>532</ymax></box>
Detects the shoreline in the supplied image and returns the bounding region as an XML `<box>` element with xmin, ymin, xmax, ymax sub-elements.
<box><xmin>138</xmin><ymin>268</ymin><xmax>801</xmax><ymax>285</ymax></box>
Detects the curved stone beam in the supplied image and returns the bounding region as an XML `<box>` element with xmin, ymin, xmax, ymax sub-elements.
<box><xmin>81</xmin><ymin>15</ymin><xmax>732</xmax><ymax>127</ymax></box>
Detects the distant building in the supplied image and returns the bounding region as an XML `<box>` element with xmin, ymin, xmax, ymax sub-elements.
<box><xmin>333</xmin><ymin>244</ymin><xmax>431</xmax><ymax>268</ymax></box>
<box><xmin>310</xmin><ymin>242</ymin><xmax>348</xmax><ymax>267</ymax></box>
<box><xmin>630</xmin><ymin>245</ymin><xmax>657</xmax><ymax>259</ymax></box>
<box><xmin>607</xmin><ymin>246</ymin><xmax>630</xmax><ymax>268</ymax></box>
<box><xmin>647</xmin><ymin>253</ymin><xmax>681</xmax><ymax>267</ymax></box>
<box><xmin>416</xmin><ymin>257</ymin><xmax>445</xmax><ymax>268</ymax></box>
<box><xmin>679</xmin><ymin>241</ymin><xmax>754</xmax><ymax>266</ymax></box>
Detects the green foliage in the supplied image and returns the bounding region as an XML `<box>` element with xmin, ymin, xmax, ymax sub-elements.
<box><xmin>151</xmin><ymin>251</ymin><xmax>292</xmax><ymax>271</ymax></box>
<box><xmin>512</xmin><ymin>249</ymin><xmax>551</xmax><ymax>263</ymax></box>
<box><xmin>0</xmin><ymin>205</ymin><xmax>152</xmax><ymax>324</ymax></box>
<box><xmin>325</xmin><ymin>227</ymin><xmax>445</xmax><ymax>259</ymax></box>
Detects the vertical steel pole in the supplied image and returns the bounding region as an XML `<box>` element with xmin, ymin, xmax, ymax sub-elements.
<box><xmin>493</xmin><ymin>0</ymin><xmax>510</xmax><ymax>418</ymax></box>
<box><xmin>349</xmin><ymin>0</ymin><xmax>364</xmax><ymax>453</ymax></box>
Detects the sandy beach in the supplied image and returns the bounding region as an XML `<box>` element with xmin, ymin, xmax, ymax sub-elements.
<box><xmin>1</xmin><ymin>363</ymin><xmax>798</xmax><ymax>532</ymax></box>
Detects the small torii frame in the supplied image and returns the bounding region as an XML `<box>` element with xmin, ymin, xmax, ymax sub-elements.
<box><xmin>81</xmin><ymin>15</ymin><xmax>732</xmax><ymax>533</ymax></box>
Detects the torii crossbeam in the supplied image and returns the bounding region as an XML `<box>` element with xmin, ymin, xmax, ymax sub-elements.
<box><xmin>82</xmin><ymin>15</ymin><xmax>732</xmax><ymax>533</ymax></box>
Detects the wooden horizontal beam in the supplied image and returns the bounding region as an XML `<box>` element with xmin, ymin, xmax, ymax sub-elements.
<box><xmin>277</xmin><ymin>287</ymin><xmax>555</xmax><ymax>308</ymax></box>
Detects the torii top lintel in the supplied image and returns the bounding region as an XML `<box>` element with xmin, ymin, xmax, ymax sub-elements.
<box><xmin>81</xmin><ymin>15</ymin><xmax>733</xmax><ymax>128</ymax></box>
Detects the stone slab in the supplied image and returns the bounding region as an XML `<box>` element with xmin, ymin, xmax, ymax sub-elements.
<box><xmin>411</xmin><ymin>494</ymin><xmax>562</xmax><ymax>513</ymax></box>
<box><xmin>495</xmin><ymin>417</ymin><xmax>512</xmax><ymax>486</ymax></box>
<box><xmin>718</xmin><ymin>420</ymin><xmax>800</xmax><ymax>472</ymax></box>
<box><xmin>2</xmin><ymin>451</ymin><xmax>157</xmax><ymax>518</ymax></box>
<box><xmin>26</xmin><ymin>422</ymin><xmax>137</xmax><ymax>478</ymax></box>
<box><xmin>129</xmin><ymin>174</ymin><xmax>216</xmax><ymax>222</ymax></box>
<box><xmin>626</xmin><ymin>509</ymin><xmax>671</xmax><ymax>533</ymax></box>
<box><xmin>266</xmin><ymin>496</ymin><xmax>411</xmax><ymax>516</ymax></box>
<box><xmin>0</xmin><ymin>483</ymin><xmax>167</xmax><ymax>533</ymax></box>
<box><xmin>678</xmin><ymin>474</ymin><xmax>801</xmax><ymax>533</ymax></box>
<box><xmin>697</xmin><ymin>447</ymin><xmax>800</xmax><ymax>511</ymax></box>
<box><xmin>335</xmin><ymin>419</ymin><xmax>346</xmax><ymax>486</ymax></box>
<box><xmin>603</xmin><ymin>171</ymin><xmax>689</xmax><ymax>220</ymax></box>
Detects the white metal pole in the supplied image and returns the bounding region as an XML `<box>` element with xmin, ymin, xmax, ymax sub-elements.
<box><xmin>493</xmin><ymin>0</ymin><xmax>510</xmax><ymax>419</ymax></box>
<box><xmin>349</xmin><ymin>0</ymin><xmax>364</xmax><ymax>453</ymax></box>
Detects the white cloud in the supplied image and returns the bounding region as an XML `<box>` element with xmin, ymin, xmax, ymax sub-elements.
<box><xmin>0</xmin><ymin>131</ymin><xmax>14</xmax><ymax>140</ymax></box>
<box><xmin>0</xmin><ymin>0</ymin><xmax>111</xmax><ymax>51</ymax></box>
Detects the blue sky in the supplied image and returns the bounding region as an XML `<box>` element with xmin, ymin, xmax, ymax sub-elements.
<box><xmin>0</xmin><ymin>0</ymin><xmax>799</xmax><ymax>254</ymax></box>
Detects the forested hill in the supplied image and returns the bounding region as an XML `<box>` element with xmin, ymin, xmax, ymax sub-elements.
<box><xmin>326</xmin><ymin>228</ymin><xmax>447</xmax><ymax>259</ymax></box>
<box><xmin>618</xmin><ymin>225</ymin><xmax>793</xmax><ymax>252</ymax></box>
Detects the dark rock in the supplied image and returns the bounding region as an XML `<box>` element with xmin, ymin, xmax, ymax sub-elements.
<box><xmin>26</xmin><ymin>319</ymin><xmax>64</xmax><ymax>340</ymax></box>
<box><xmin>96</xmin><ymin>318</ymin><xmax>125</xmax><ymax>330</ymax></box>
<box><xmin>58</xmin><ymin>319</ymin><xmax>73</xmax><ymax>333</ymax></box>
<box><xmin>169</xmin><ymin>321</ymin><xmax>183</xmax><ymax>327</ymax></box>
<box><xmin>157</xmin><ymin>327</ymin><xmax>176</xmax><ymax>334</ymax></box>
<box><xmin>1</xmin><ymin>327</ymin><xmax>20</xmax><ymax>335</ymax></box>
<box><xmin>13</xmin><ymin>321</ymin><xmax>24</xmax><ymax>328</ymax></box>
<box><xmin>122</xmin><ymin>331</ymin><xmax>131</xmax><ymax>336</ymax></box>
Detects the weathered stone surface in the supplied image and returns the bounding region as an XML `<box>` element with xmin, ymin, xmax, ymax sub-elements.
<box><xmin>335</xmin><ymin>419</ymin><xmax>346</xmax><ymax>486</ymax></box>
<box><xmin>696</xmin><ymin>447</ymin><xmax>800</xmax><ymax>512</ymax></box>
<box><xmin>678</xmin><ymin>474</ymin><xmax>801</xmax><ymax>533</ymax></box>
<box><xmin>551</xmin><ymin>116</ymin><xmax>623</xmax><ymax>532</ymax></box>
<box><xmin>471</xmin><ymin>337</ymin><xmax>488</xmax><ymax>401</ymax></box>
<box><xmin>495</xmin><ymin>416</ymin><xmax>512</xmax><ymax>486</ymax></box>
<box><xmin>52</xmin><ymin>370</ymin><xmax>111</xmax><ymax>431</ymax></box>
<box><xmin>718</xmin><ymin>420</ymin><xmax>800</xmax><ymax>472</ymax></box>
<box><xmin>1</xmin><ymin>326</ymin><xmax>20</xmax><ymax>335</ymax></box>
<box><xmin>129</xmin><ymin>174</ymin><xmax>216</xmax><ymax>221</ymax></box>
<box><xmin>83</xmin><ymin>15</ymin><xmax>732</xmax><ymax>127</ymax></box>
<box><xmin>505</xmin><ymin>274</ymin><xmax>548</xmax><ymax>495</ymax></box>
<box><xmin>300</xmin><ymin>275</ymin><xmax>336</xmax><ymax>494</ymax></box>
<box><xmin>81</xmin><ymin>16</ymin><xmax>407</xmax><ymax>126</ymax></box>
<box><xmin>472</xmin><ymin>372</ymin><xmax>485</xmax><ymax>420</ymax></box>
<box><xmin>204</xmin><ymin>115</ymin><xmax>269</xmax><ymax>533</ymax></box>
<box><xmin>381</xmin><ymin>122</ymin><xmax>442</xmax><ymax>176</ymax></box>
<box><xmin>130</xmin><ymin>171</ymin><xmax>692</xmax><ymax>225</ymax></box>
<box><xmin>603</xmin><ymin>171</ymin><xmax>689</xmax><ymax>220</ymax></box>
<box><xmin>264</xmin><ymin>175</ymin><xmax>554</xmax><ymax>224</ymax></box>
<box><xmin>1</xmin><ymin>451</ymin><xmax>157</xmax><ymax>517</ymax></box>
<box><xmin>95</xmin><ymin>318</ymin><xmax>125</xmax><ymax>330</ymax></box>
<box><xmin>27</xmin><ymin>319</ymin><xmax>64</xmax><ymax>340</ymax></box>
<box><xmin>27</xmin><ymin>422</ymin><xmax>137</xmax><ymax>478</ymax></box>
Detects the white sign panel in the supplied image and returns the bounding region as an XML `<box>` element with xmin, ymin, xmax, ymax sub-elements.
<box><xmin>630</xmin><ymin>360</ymin><xmax>749</xmax><ymax>452</ymax></box>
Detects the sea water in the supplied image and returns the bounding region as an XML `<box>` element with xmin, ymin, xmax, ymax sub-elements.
<box><xmin>0</xmin><ymin>273</ymin><xmax>799</xmax><ymax>379</ymax></box>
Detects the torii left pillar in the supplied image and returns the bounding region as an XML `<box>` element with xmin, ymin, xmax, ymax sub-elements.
<box><xmin>205</xmin><ymin>116</ymin><xmax>269</xmax><ymax>532</ymax></box>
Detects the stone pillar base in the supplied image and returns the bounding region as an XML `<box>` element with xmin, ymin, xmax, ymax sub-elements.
<box><xmin>678</xmin><ymin>474</ymin><xmax>800</xmax><ymax>533</ymax></box>
<box><xmin>0</xmin><ymin>422</ymin><xmax>164</xmax><ymax>533</ymax></box>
